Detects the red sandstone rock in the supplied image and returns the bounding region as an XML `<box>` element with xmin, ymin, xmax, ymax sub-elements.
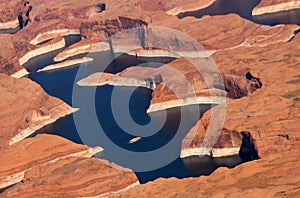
<box><xmin>0</xmin><ymin>134</ymin><xmax>94</xmax><ymax>189</ymax></box>
<box><xmin>181</xmin><ymin>34</ymin><xmax>300</xmax><ymax>158</ymax></box>
<box><xmin>0</xmin><ymin>134</ymin><xmax>138</xmax><ymax>197</ymax></box>
<box><xmin>154</xmin><ymin>14</ymin><xmax>299</xmax><ymax>51</ymax></box>
<box><xmin>1</xmin><ymin>0</ymin><xmax>298</xmax><ymax>75</ymax></box>
<box><xmin>135</xmin><ymin>0</ymin><xmax>215</xmax><ymax>14</ymax></box>
<box><xmin>253</xmin><ymin>0</ymin><xmax>300</xmax><ymax>15</ymax></box>
<box><xmin>0</xmin><ymin>73</ymin><xmax>76</xmax><ymax>147</ymax></box>
<box><xmin>1</xmin><ymin>156</ymin><xmax>138</xmax><ymax>197</ymax></box>
<box><xmin>113</xmin><ymin>148</ymin><xmax>300</xmax><ymax>197</ymax></box>
<box><xmin>253</xmin><ymin>0</ymin><xmax>300</xmax><ymax>25</ymax></box>
<box><xmin>0</xmin><ymin>0</ymin><xmax>299</xmax><ymax>196</ymax></box>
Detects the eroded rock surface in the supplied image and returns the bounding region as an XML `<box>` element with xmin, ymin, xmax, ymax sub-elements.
<box><xmin>1</xmin><ymin>156</ymin><xmax>138</xmax><ymax>197</ymax></box>
<box><xmin>0</xmin><ymin>134</ymin><xmax>98</xmax><ymax>189</ymax></box>
<box><xmin>78</xmin><ymin>56</ymin><xmax>263</xmax><ymax>113</ymax></box>
<box><xmin>0</xmin><ymin>0</ymin><xmax>299</xmax><ymax>196</ymax></box>
<box><xmin>135</xmin><ymin>0</ymin><xmax>215</xmax><ymax>15</ymax></box>
<box><xmin>114</xmin><ymin>149</ymin><xmax>300</xmax><ymax>197</ymax></box>
<box><xmin>181</xmin><ymin>34</ymin><xmax>300</xmax><ymax>158</ymax></box>
<box><xmin>0</xmin><ymin>73</ymin><xmax>76</xmax><ymax>147</ymax></box>
<box><xmin>0</xmin><ymin>0</ymin><xmax>298</xmax><ymax>76</ymax></box>
<box><xmin>0</xmin><ymin>134</ymin><xmax>139</xmax><ymax>197</ymax></box>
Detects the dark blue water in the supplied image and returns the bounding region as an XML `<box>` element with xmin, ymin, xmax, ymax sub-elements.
<box><xmin>177</xmin><ymin>0</ymin><xmax>273</xmax><ymax>26</ymax></box>
<box><xmin>29</xmin><ymin>65</ymin><xmax>246</xmax><ymax>183</ymax></box>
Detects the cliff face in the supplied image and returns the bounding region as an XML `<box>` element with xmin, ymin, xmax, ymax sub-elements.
<box><xmin>0</xmin><ymin>73</ymin><xmax>75</xmax><ymax>147</ymax></box>
<box><xmin>80</xmin><ymin>16</ymin><xmax>147</xmax><ymax>40</ymax></box>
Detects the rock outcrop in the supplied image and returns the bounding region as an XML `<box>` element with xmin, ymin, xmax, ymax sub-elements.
<box><xmin>223</xmin><ymin>72</ymin><xmax>262</xmax><ymax>99</ymax></box>
<box><xmin>0</xmin><ymin>34</ymin><xmax>31</xmax><ymax>75</ymax></box>
<box><xmin>0</xmin><ymin>73</ymin><xmax>76</xmax><ymax>147</ymax></box>
<box><xmin>1</xmin><ymin>0</ymin><xmax>298</xmax><ymax>76</ymax></box>
<box><xmin>135</xmin><ymin>0</ymin><xmax>215</xmax><ymax>13</ymax></box>
<box><xmin>0</xmin><ymin>0</ymin><xmax>119</xmax><ymax>75</ymax></box>
<box><xmin>156</xmin><ymin>14</ymin><xmax>299</xmax><ymax>51</ymax></box>
<box><xmin>78</xmin><ymin>56</ymin><xmax>263</xmax><ymax>113</ymax></box>
<box><xmin>49</xmin><ymin>14</ymin><xmax>299</xmax><ymax>77</ymax></box>
<box><xmin>0</xmin><ymin>134</ymin><xmax>139</xmax><ymax>197</ymax></box>
<box><xmin>77</xmin><ymin>57</ymin><xmax>229</xmax><ymax>112</ymax></box>
<box><xmin>0</xmin><ymin>0</ymin><xmax>299</xmax><ymax>196</ymax></box>
<box><xmin>114</xmin><ymin>148</ymin><xmax>300</xmax><ymax>197</ymax></box>
<box><xmin>253</xmin><ymin>0</ymin><xmax>300</xmax><ymax>25</ymax></box>
<box><xmin>0</xmin><ymin>0</ymin><xmax>32</xmax><ymax>34</ymax></box>
<box><xmin>0</xmin><ymin>134</ymin><xmax>102</xmax><ymax>189</ymax></box>
<box><xmin>1</xmin><ymin>156</ymin><xmax>139</xmax><ymax>197</ymax></box>
<box><xmin>181</xmin><ymin>34</ymin><xmax>300</xmax><ymax>159</ymax></box>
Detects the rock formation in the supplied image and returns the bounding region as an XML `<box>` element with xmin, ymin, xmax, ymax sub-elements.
<box><xmin>135</xmin><ymin>0</ymin><xmax>215</xmax><ymax>14</ymax></box>
<box><xmin>1</xmin><ymin>156</ymin><xmax>139</xmax><ymax>197</ymax></box>
<box><xmin>253</xmin><ymin>0</ymin><xmax>300</xmax><ymax>25</ymax></box>
<box><xmin>78</xmin><ymin>56</ymin><xmax>263</xmax><ymax>113</ymax></box>
<box><xmin>0</xmin><ymin>134</ymin><xmax>100</xmax><ymax>189</ymax></box>
<box><xmin>54</xmin><ymin>14</ymin><xmax>299</xmax><ymax>64</ymax></box>
<box><xmin>113</xmin><ymin>148</ymin><xmax>300</xmax><ymax>197</ymax></box>
<box><xmin>0</xmin><ymin>134</ymin><xmax>139</xmax><ymax>197</ymax></box>
<box><xmin>0</xmin><ymin>0</ymin><xmax>298</xmax><ymax>77</ymax></box>
<box><xmin>0</xmin><ymin>0</ymin><xmax>299</xmax><ymax>196</ymax></box>
<box><xmin>181</xmin><ymin>33</ymin><xmax>300</xmax><ymax>159</ymax></box>
<box><xmin>0</xmin><ymin>73</ymin><xmax>76</xmax><ymax>147</ymax></box>
<box><xmin>222</xmin><ymin>72</ymin><xmax>262</xmax><ymax>99</ymax></box>
<box><xmin>0</xmin><ymin>0</ymin><xmax>31</xmax><ymax>34</ymax></box>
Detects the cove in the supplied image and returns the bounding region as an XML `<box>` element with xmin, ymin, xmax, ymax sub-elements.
<box><xmin>29</xmin><ymin>65</ymin><xmax>247</xmax><ymax>184</ymax></box>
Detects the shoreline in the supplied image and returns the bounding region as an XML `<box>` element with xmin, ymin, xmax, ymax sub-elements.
<box><xmin>147</xmin><ymin>96</ymin><xmax>228</xmax><ymax>113</ymax></box>
<box><xmin>180</xmin><ymin>147</ymin><xmax>241</xmax><ymax>159</ymax></box>
<box><xmin>9</xmin><ymin>105</ymin><xmax>79</xmax><ymax>145</ymax></box>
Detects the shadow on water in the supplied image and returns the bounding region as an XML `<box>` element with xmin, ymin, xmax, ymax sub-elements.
<box><xmin>182</xmin><ymin>131</ymin><xmax>260</xmax><ymax>178</ymax></box>
<box><xmin>182</xmin><ymin>155</ymin><xmax>243</xmax><ymax>177</ymax></box>
<box><xmin>253</xmin><ymin>9</ymin><xmax>300</xmax><ymax>26</ymax></box>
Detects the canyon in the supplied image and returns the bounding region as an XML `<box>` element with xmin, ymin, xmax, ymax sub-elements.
<box><xmin>0</xmin><ymin>0</ymin><xmax>299</xmax><ymax>197</ymax></box>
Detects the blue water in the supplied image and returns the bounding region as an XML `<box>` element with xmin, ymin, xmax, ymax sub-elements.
<box><xmin>29</xmin><ymin>65</ymin><xmax>245</xmax><ymax>183</ymax></box>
